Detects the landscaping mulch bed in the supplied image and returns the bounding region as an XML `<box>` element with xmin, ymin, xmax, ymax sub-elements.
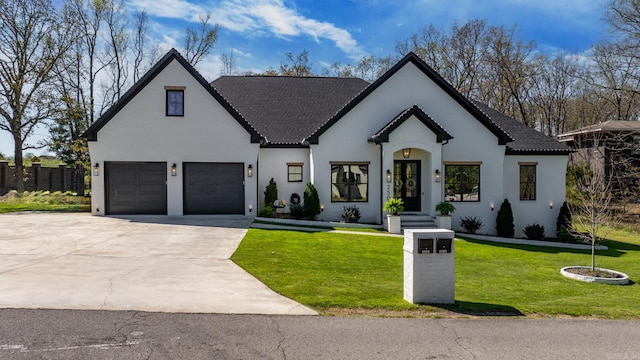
<box><xmin>563</xmin><ymin>267</ymin><xmax>624</xmax><ymax>279</ymax></box>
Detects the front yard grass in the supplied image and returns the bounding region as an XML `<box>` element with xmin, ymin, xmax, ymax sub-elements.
<box><xmin>232</xmin><ymin>228</ymin><xmax>640</xmax><ymax>318</ymax></box>
<box><xmin>0</xmin><ymin>191</ymin><xmax>90</xmax><ymax>213</ymax></box>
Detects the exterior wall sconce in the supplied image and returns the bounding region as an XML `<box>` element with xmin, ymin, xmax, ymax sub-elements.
<box><xmin>550</xmin><ymin>201</ymin><xmax>553</xmax><ymax>209</ymax></box>
<box><xmin>249</xmin><ymin>204</ymin><xmax>253</xmax><ymax>212</ymax></box>
<box><xmin>490</xmin><ymin>202</ymin><xmax>494</xmax><ymax>211</ymax></box>
<box><xmin>320</xmin><ymin>204</ymin><xmax>324</xmax><ymax>212</ymax></box>
<box><xmin>402</xmin><ymin>148</ymin><xmax>411</xmax><ymax>159</ymax></box>
<box><xmin>247</xmin><ymin>164</ymin><xmax>253</xmax><ymax>177</ymax></box>
<box><xmin>434</xmin><ymin>169</ymin><xmax>441</xmax><ymax>182</ymax></box>
<box><xmin>93</xmin><ymin>163</ymin><xmax>100</xmax><ymax>176</ymax></box>
<box><xmin>386</xmin><ymin>169</ymin><xmax>392</xmax><ymax>183</ymax></box>
<box><xmin>171</xmin><ymin>163</ymin><xmax>177</xmax><ymax>176</ymax></box>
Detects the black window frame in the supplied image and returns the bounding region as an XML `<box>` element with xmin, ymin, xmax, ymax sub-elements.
<box><xmin>519</xmin><ymin>164</ymin><xmax>537</xmax><ymax>201</ymax></box>
<box><xmin>287</xmin><ymin>163</ymin><xmax>303</xmax><ymax>182</ymax></box>
<box><xmin>166</xmin><ymin>89</ymin><xmax>184</xmax><ymax>116</ymax></box>
<box><xmin>444</xmin><ymin>164</ymin><xmax>480</xmax><ymax>202</ymax></box>
<box><xmin>330</xmin><ymin>163</ymin><xmax>369</xmax><ymax>202</ymax></box>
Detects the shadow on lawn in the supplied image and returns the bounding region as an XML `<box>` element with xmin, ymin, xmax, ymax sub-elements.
<box><xmin>459</xmin><ymin>236</ymin><xmax>630</xmax><ymax>258</ymax></box>
<box><xmin>431</xmin><ymin>301</ymin><xmax>524</xmax><ymax>317</ymax></box>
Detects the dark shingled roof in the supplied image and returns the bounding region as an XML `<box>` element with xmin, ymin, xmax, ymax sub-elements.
<box><xmin>472</xmin><ymin>101</ymin><xmax>572</xmax><ymax>155</ymax></box>
<box><xmin>212</xmin><ymin>76</ymin><xmax>369</xmax><ymax>145</ymax></box>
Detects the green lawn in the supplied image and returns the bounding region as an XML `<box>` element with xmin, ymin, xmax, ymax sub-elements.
<box><xmin>0</xmin><ymin>191</ymin><xmax>90</xmax><ymax>213</ymax></box>
<box><xmin>232</xmin><ymin>228</ymin><xmax>640</xmax><ymax>318</ymax></box>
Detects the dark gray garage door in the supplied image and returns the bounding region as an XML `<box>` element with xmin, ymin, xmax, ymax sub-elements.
<box><xmin>184</xmin><ymin>162</ymin><xmax>244</xmax><ymax>214</ymax></box>
<box><xmin>106</xmin><ymin>162</ymin><xmax>167</xmax><ymax>215</ymax></box>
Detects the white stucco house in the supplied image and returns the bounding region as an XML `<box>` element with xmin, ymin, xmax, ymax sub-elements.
<box><xmin>82</xmin><ymin>49</ymin><xmax>571</xmax><ymax>235</ymax></box>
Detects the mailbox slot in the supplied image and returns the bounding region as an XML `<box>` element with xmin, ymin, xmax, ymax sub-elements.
<box><xmin>418</xmin><ymin>238</ymin><xmax>434</xmax><ymax>254</ymax></box>
<box><xmin>436</xmin><ymin>238</ymin><xmax>452</xmax><ymax>253</ymax></box>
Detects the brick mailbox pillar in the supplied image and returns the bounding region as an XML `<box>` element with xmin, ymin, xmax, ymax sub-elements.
<box><xmin>403</xmin><ymin>229</ymin><xmax>455</xmax><ymax>304</ymax></box>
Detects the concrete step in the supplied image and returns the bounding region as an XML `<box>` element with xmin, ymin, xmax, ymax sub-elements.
<box><xmin>400</xmin><ymin>214</ymin><xmax>436</xmax><ymax>230</ymax></box>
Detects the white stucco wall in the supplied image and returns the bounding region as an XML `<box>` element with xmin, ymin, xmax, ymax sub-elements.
<box><xmin>257</xmin><ymin>148</ymin><xmax>310</xmax><ymax>211</ymax></box>
<box><xmin>503</xmin><ymin>155</ymin><xmax>568</xmax><ymax>237</ymax></box>
<box><xmin>88</xmin><ymin>59</ymin><xmax>259</xmax><ymax>215</ymax></box>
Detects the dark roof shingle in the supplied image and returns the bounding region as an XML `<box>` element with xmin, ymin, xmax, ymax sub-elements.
<box><xmin>212</xmin><ymin>76</ymin><xmax>369</xmax><ymax>145</ymax></box>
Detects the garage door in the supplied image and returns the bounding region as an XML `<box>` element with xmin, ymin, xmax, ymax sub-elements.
<box><xmin>184</xmin><ymin>162</ymin><xmax>244</xmax><ymax>214</ymax></box>
<box><xmin>106</xmin><ymin>162</ymin><xmax>167</xmax><ymax>215</ymax></box>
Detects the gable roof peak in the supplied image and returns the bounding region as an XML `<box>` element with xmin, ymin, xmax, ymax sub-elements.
<box><xmin>81</xmin><ymin>48</ymin><xmax>263</xmax><ymax>143</ymax></box>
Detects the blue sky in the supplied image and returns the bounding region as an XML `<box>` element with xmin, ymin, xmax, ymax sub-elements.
<box><xmin>0</xmin><ymin>0</ymin><xmax>610</xmax><ymax>157</ymax></box>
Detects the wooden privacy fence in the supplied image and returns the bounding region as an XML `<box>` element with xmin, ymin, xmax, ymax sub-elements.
<box><xmin>0</xmin><ymin>161</ymin><xmax>85</xmax><ymax>195</ymax></box>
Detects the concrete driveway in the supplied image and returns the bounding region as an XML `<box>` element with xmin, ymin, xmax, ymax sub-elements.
<box><xmin>0</xmin><ymin>213</ymin><xmax>316</xmax><ymax>315</ymax></box>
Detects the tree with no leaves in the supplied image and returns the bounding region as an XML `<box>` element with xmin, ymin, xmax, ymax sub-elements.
<box><xmin>0</xmin><ymin>0</ymin><xmax>72</xmax><ymax>193</ymax></box>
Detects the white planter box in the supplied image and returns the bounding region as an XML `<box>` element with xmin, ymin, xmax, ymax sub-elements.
<box><xmin>387</xmin><ymin>215</ymin><xmax>401</xmax><ymax>234</ymax></box>
<box><xmin>436</xmin><ymin>215</ymin><xmax>451</xmax><ymax>230</ymax></box>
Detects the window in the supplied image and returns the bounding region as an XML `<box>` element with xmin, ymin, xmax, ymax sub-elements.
<box><xmin>288</xmin><ymin>163</ymin><xmax>303</xmax><ymax>182</ymax></box>
<box><xmin>519</xmin><ymin>163</ymin><xmax>537</xmax><ymax>201</ymax></box>
<box><xmin>166</xmin><ymin>88</ymin><xmax>184</xmax><ymax>116</ymax></box>
<box><xmin>331</xmin><ymin>163</ymin><xmax>368</xmax><ymax>202</ymax></box>
<box><xmin>444</xmin><ymin>164</ymin><xmax>480</xmax><ymax>202</ymax></box>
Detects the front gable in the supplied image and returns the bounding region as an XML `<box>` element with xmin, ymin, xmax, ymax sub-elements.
<box><xmin>82</xmin><ymin>49</ymin><xmax>262</xmax><ymax>143</ymax></box>
<box><xmin>307</xmin><ymin>52</ymin><xmax>513</xmax><ymax>146</ymax></box>
<box><xmin>369</xmin><ymin>105</ymin><xmax>453</xmax><ymax>144</ymax></box>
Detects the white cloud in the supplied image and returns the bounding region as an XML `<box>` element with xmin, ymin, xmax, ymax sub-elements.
<box><xmin>129</xmin><ymin>0</ymin><xmax>367</xmax><ymax>60</ymax></box>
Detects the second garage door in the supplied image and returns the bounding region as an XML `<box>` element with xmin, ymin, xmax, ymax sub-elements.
<box><xmin>183</xmin><ymin>162</ymin><xmax>244</xmax><ymax>214</ymax></box>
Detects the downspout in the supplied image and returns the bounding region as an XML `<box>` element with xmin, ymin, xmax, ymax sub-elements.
<box><xmin>440</xmin><ymin>139</ymin><xmax>449</xmax><ymax>202</ymax></box>
<box><xmin>379</xmin><ymin>142</ymin><xmax>384</xmax><ymax>225</ymax></box>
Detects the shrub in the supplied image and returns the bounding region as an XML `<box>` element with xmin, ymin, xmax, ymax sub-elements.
<box><xmin>496</xmin><ymin>199</ymin><xmax>514</xmax><ymax>237</ymax></box>
<box><xmin>524</xmin><ymin>223</ymin><xmax>545</xmax><ymax>240</ymax></box>
<box><xmin>290</xmin><ymin>203</ymin><xmax>305</xmax><ymax>219</ymax></box>
<box><xmin>341</xmin><ymin>205</ymin><xmax>361</xmax><ymax>223</ymax></box>
<box><xmin>556</xmin><ymin>201</ymin><xmax>572</xmax><ymax>232</ymax></box>
<box><xmin>435</xmin><ymin>201</ymin><xmax>456</xmax><ymax>216</ymax></box>
<box><xmin>383</xmin><ymin>198</ymin><xmax>404</xmax><ymax>215</ymax></box>
<box><xmin>264</xmin><ymin>178</ymin><xmax>278</xmax><ymax>207</ymax></box>
<box><xmin>557</xmin><ymin>229</ymin><xmax>578</xmax><ymax>243</ymax></box>
<box><xmin>257</xmin><ymin>205</ymin><xmax>276</xmax><ymax>218</ymax></box>
<box><xmin>303</xmin><ymin>183</ymin><xmax>321</xmax><ymax>219</ymax></box>
<box><xmin>459</xmin><ymin>216</ymin><xmax>483</xmax><ymax>234</ymax></box>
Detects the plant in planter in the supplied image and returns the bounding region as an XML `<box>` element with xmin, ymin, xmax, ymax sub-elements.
<box><xmin>435</xmin><ymin>201</ymin><xmax>455</xmax><ymax>229</ymax></box>
<box><xmin>383</xmin><ymin>198</ymin><xmax>404</xmax><ymax>234</ymax></box>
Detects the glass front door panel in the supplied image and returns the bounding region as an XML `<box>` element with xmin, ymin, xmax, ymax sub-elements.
<box><xmin>394</xmin><ymin>160</ymin><xmax>421</xmax><ymax>212</ymax></box>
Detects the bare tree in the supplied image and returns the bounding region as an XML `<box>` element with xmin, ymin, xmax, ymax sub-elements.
<box><xmin>100</xmin><ymin>0</ymin><xmax>129</xmax><ymax>108</ymax></box>
<box><xmin>279</xmin><ymin>50</ymin><xmax>314</xmax><ymax>76</ymax></box>
<box><xmin>184</xmin><ymin>12</ymin><xmax>219</xmax><ymax>66</ymax></box>
<box><xmin>132</xmin><ymin>10</ymin><xmax>150</xmax><ymax>82</ymax></box>
<box><xmin>220</xmin><ymin>49</ymin><xmax>236</xmax><ymax>76</ymax></box>
<box><xmin>0</xmin><ymin>0</ymin><xmax>72</xmax><ymax>193</ymax></box>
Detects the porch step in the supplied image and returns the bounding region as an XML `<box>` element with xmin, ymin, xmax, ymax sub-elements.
<box><xmin>400</xmin><ymin>213</ymin><xmax>437</xmax><ymax>230</ymax></box>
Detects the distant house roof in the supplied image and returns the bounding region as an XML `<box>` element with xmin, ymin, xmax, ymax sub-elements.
<box><xmin>472</xmin><ymin>102</ymin><xmax>572</xmax><ymax>155</ymax></box>
<box><xmin>557</xmin><ymin>120</ymin><xmax>640</xmax><ymax>140</ymax></box>
<box><xmin>211</xmin><ymin>76</ymin><xmax>368</xmax><ymax>146</ymax></box>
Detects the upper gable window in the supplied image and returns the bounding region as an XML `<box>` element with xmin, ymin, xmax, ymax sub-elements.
<box><xmin>166</xmin><ymin>87</ymin><xmax>185</xmax><ymax>116</ymax></box>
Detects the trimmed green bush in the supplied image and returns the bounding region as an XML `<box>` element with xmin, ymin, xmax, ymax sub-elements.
<box><xmin>435</xmin><ymin>201</ymin><xmax>456</xmax><ymax>216</ymax></box>
<box><xmin>496</xmin><ymin>199</ymin><xmax>514</xmax><ymax>237</ymax></box>
<box><xmin>556</xmin><ymin>201</ymin><xmax>571</xmax><ymax>233</ymax></box>
<box><xmin>523</xmin><ymin>223</ymin><xmax>545</xmax><ymax>240</ymax></box>
<box><xmin>264</xmin><ymin>178</ymin><xmax>278</xmax><ymax>207</ymax></box>
<box><xmin>258</xmin><ymin>205</ymin><xmax>276</xmax><ymax>218</ymax></box>
<box><xmin>303</xmin><ymin>182</ymin><xmax>321</xmax><ymax>219</ymax></box>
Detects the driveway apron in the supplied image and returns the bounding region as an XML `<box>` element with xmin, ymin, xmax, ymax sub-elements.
<box><xmin>0</xmin><ymin>213</ymin><xmax>316</xmax><ymax>315</ymax></box>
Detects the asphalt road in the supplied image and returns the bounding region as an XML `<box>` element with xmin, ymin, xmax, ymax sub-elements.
<box><xmin>1</xmin><ymin>309</ymin><xmax>639</xmax><ymax>360</ymax></box>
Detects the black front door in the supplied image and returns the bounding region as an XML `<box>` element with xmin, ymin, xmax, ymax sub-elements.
<box><xmin>394</xmin><ymin>160</ymin><xmax>421</xmax><ymax>212</ymax></box>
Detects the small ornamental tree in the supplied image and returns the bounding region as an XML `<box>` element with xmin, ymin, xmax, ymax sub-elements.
<box><xmin>303</xmin><ymin>182</ymin><xmax>321</xmax><ymax>219</ymax></box>
<box><xmin>496</xmin><ymin>199</ymin><xmax>515</xmax><ymax>237</ymax></box>
<box><xmin>264</xmin><ymin>178</ymin><xmax>278</xmax><ymax>207</ymax></box>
